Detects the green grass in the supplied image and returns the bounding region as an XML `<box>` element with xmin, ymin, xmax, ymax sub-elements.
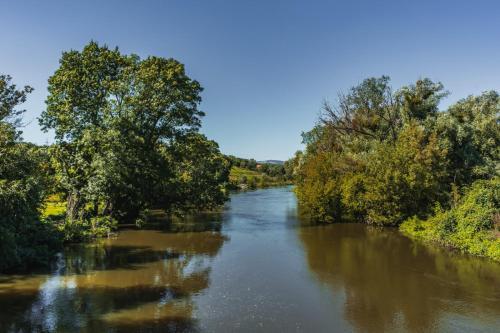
<box><xmin>229</xmin><ymin>166</ymin><xmax>290</xmax><ymax>189</ymax></box>
<box><xmin>400</xmin><ymin>178</ymin><xmax>500</xmax><ymax>261</ymax></box>
<box><xmin>41</xmin><ymin>194</ymin><xmax>66</xmax><ymax>218</ymax></box>
<box><xmin>230</xmin><ymin>166</ymin><xmax>264</xmax><ymax>182</ymax></box>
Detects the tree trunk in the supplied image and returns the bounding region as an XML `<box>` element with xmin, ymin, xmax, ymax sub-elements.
<box><xmin>102</xmin><ymin>200</ymin><xmax>113</xmax><ymax>216</ymax></box>
<box><xmin>66</xmin><ymin>192</ymin><xmax>82</xmax><ymax>221</ymax></box>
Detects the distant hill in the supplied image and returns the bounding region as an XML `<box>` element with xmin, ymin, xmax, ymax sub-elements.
<box><xmin>258</xmin><ymin>160</ymin><xmax>284</xmax><ymax>165</ymax></box>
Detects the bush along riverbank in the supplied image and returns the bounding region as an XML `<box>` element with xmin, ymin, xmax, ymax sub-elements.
<box><xmin>401</xmin><ymin>178</ymin><xmax>499</xmax><ymax>260</ymax></box>
<box><xmin>294</xmin><ymin>76</ymin><xmax>499</xmax><ymax>260</ymax></box>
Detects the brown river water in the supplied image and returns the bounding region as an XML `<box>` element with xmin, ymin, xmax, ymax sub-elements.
<box><xmin>1</xmin><ymin>187</ymin><xmax>499</xmax><ymax>332</ymax></box>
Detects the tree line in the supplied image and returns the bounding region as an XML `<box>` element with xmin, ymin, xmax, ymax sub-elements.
<box><xmin>0</xmin><ymin>42</ymin><xmax>230</xmax><ymax>272</ymax></box>
<box><xmin>293</xmin><ymin>76</ymin><xmax>499</xmax><ymax>260</ymax></box>
<box><xmin>226</xmin><ymin>155</ymin><xmax>295</xmax><ymax>180</ymax></box>
<box><xmin>225</xmin><ymin>155</ymin><xmax>295</xmax><ymax>189</ymax></box>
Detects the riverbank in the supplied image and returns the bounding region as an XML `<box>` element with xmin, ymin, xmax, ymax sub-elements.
<box><xmin>228</xmin><ymin>166</ymin><xmax>292</xmax><ymax>190</ymax></box>
<box><xmin>400</xmin><ymin>178</ymin><xmax>500</xmax><ymax>261</ymax></box>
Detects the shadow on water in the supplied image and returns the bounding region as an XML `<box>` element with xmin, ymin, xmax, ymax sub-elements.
<box><xmin>147</xmin><ymin>210</ymin><xmax>226</xmax><ymax>233</ymax></box>
<box><xmin>0</xmin><ymin>214</ymin><xmax>227</xmax><ymax>333</ymax></box>
<box><xmin>298</xmin><ymin>223</ymin><xmax>500</xmax><ymax>332</ymax></box>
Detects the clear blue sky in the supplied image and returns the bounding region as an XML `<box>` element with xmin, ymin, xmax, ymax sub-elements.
<box><xmin>1</xmin><ymin>0</ymin><xmax>499</xmax><ymax>160</ymax></box>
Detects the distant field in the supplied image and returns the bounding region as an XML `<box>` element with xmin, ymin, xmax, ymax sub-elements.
<box><xmin>229</xmin><ymin>166</ymin><xmax>264</xmax><ymax>182</ymax></box>
<box><xmin>229</xmin><ymin>166</ymin><xmax>289</xmax><ymax>189</ymax></box>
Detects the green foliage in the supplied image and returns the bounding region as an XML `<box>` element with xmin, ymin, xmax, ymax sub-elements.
<box><xmin>168</xmin><ymin>133</ymin><xmax>230</xmax><ymax>211</ymax></box>
<box><xmin>296</xmin><ymin>75</ymin><xmax>499</xmax><ymax>259</ymax></box>
<box><xmin>226</xmin><ymin>155</ymin><xmax>294</xmax><ymax>184</ymax></box>
<box><xmin>42</xmin><ymin>199</ymin><xmax>66</xmax><ymax>218</ymax></box>
<box><xmin>58</xmin><ymin>216</ymin><xmax>117</xmax><ymax>242</ymax></box>
<box><xmin>248</xmin><ymin>177</ymin><xmax>257</xmax><ymax>189</ymax></box>
<box><xmin>296</xmin><ymin>76</ymin><xmax>499</xmax><ymax>259</ymax></box>
<box><xmin>230</xmin><ymin>166</ymin><xmax>259</xmax><ymax>182</ymax></box>
<box><xmin>397</xmin><ymin>78</ymin><xmax>448</xmax><ymax>121</ymax></box>
<box><xmin>295</xmin><ymin>151</ymin><xmax>343</xmax><ymax>222</ymax></box>
<box><xmin>283</xmin><ymin>151</ymin><xmax>303</xmax><ymax>181</ymax></box>
<box><xmin>1</xmin><ymin>43</ymin><xmax>232</xmax><ymax>270</ymax></box>
<box><xmin>226</xmin><ymin>156</ymin><xmax>258</xmax><ymax>170</ymax></box>
<box><xmin>363</xmin><ymin>123</ymin><xmax>449</xmax><ymax>225</ymax></box>
<box><xmin>0</xmin><ymin>74</ymin><xmax>62</xmax><ymax>272</ymax></box>
<box><xmin>434</xmin><ymin>91</ymin><xmax>500</xmax><ymax>185</ymax></box>
<box><xmin>39</xmin><ymin>41</ymin><xmax>229</xmax><ymax>223</ymax></box>
<box><xmin>339</xmin><ymin>173</ymin><xmax>366</xmax><ymax>222</ymax></box>
<box><xmin>401</xmin><ymin>178</ymin><xmax>500</xmax><ymax>260</ymax></box>
<box><xmin>229</xmin><ymin>165</ymin><xmax>290</xmax><ymax>190</ymax></box>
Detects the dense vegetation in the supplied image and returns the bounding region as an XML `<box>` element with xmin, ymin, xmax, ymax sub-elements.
<box><xmin>401</xmin><ymin>178</ymin><xmax>499</xmax><ymax>260</ymax></box>
<box><xmin>0</xmin><ymin>42</ymin><xmax>230</xmax><ymax>272</ymax></box>
<box><xmin>0</xmin><ymin>75</ymin><xmax>61</xmax><ymax>271</ymax></box>
<box><xmin>2</xmin><ymin>41</ymin><xmax>498</xmax><ymax>271</ymax></box>
<box><xmin>295</xmin><ymin>76</ymin><xmax>499</xmax><ymax>260</ymax></box>
<box><xmin>226</xmin><ymin>155</ymin><xmax>294</xmax><ymax>189</ymax></box>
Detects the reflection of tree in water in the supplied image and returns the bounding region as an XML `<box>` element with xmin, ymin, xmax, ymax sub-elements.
<box><xmin>298</xmin><ymin>224</ymin><xmax>500</xmax><ymax>333</ymax></box>
<box><xmin>0</xmin><ymin>226</ymin><xmax>227</xmax><ymax>332</ymax></box>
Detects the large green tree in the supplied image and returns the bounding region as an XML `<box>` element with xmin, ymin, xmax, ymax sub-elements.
<box><xmin>434</xmin><ymin>91</ymin><xmax>500</xmax><ymax>185</ymax></box>
<box><xmin>296</xmin><ymin>76</ymin><xmax>451</xmax><ymax>224</ymax></box>
<box><xmin>40</xmin><ymin>41</ymin><xmax>228</xmax><ymax>222</ymax></box>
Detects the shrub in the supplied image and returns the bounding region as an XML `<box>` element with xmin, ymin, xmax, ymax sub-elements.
<box><xmin>58</xmin><ymin>216</ymin><xmax>117</xmax><ymax>242</ymax></box>
<box><xmin>401</xmin><ymin>178</ymin><xmax>500</xmax><ymax>260</ymax></box>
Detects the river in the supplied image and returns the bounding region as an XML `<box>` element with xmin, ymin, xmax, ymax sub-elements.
<box><xmin>1</xmin><ymin>187</ymin><xmax>499</xmax><ymax>332</ymax></box>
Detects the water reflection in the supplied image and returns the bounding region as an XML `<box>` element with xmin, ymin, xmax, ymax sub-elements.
<box><xmin>298</xmin><ymin>224</ymin><xmax>500</xmax><ymax>332</ymax></box>
<box><xmin>1</xmin><ymin>188</ymin><xmax>499</xmax><ymax>332</ymax></box>
<box><xmin>0</xmin><ymin>221</ymin><xmax>227</xmax><ymax>332</ymax></box>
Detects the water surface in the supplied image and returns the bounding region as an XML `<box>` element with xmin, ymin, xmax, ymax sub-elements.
<box><xmin>1</xmin><ymin>187</ymin><xmax>499</xmax><ymax>332</ymax></box>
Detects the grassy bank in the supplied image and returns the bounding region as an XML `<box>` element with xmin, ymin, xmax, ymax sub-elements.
<box><xmin>400</xmin><ymin>178</ymin><xmax>500</xmax><ymax>261</ymax></box>
<box><xmin>229</xmin><ymin>166</ymin><xmax>291</xmax><ymax>190</ymax></box>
